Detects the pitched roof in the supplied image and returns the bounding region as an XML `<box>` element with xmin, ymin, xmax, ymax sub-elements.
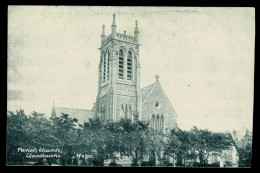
<box><xmin>141</xmin><ymin>81</ymin><xmax>178</xmax><ymax>119</ymax></box>
<box><xmin>52</xmin><ymin>106</ymin><xmax>94</xmax><ymax>124</ymax></box>
<box><xmin>140</xmin><ymin>82</ymin><xmax>156</xmax><ymax>101</ymax></box>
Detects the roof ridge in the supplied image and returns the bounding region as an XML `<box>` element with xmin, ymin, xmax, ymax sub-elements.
<box><xmin>141</xmin><ymin>82</ymin><xmax>156</xmax><ymax>90</ymax></box>
<box><xmin>142</xmin><ymin>82</ymin><xmax>157</xmax><ymax>103</ymax></box>
<box><xmin>55</xmin><ymin>107</ymin><xmax>92</xmax><ymax>112</ymax></box>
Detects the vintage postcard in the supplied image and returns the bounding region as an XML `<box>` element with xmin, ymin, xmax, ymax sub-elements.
<box><xmin>7</xmin><ymin>6</ymin><xmax>254</xmax><ymax>167</ymax></box>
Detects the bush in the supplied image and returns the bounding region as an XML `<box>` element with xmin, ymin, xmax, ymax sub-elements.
<box><xmin>108</xmin><ymin>162</ymin><xmax>121</xmax><ymax>167</ymax></box>
<box><xmin>192</xmin><ymin>162</ymin><xmax>220</xmax><ymax>167</ymax></box>
<box><xmin>224</xmin><ymin>161</ymin><xmax>232</xmax><ymax>167</ymax></box>
<box><xmin>86</xmin><ymin>158</ymin><xmax>104</xmax><ymax>166</ymax></box>
<box><xmin>93</xmin><ymin>158</ymin><xmax>104</xmax><ymax>166</ymax></box>
<box><xmin>85</xmin><ymin>158</ymin><xmax>94</xmax><ymax>166</ymax></box>
<box><xmin>208</xmin><ymin>162</ymin><xmax>220</xmax><ymax>167</ymax></box>
<box><xmin>162</xmin><ymin>161</ymin><xmax>174</xmax><ymax>166</ymax></box>
<box><xmin>33</xmin><ymin>160</ymin><xmax>46</xmax><ymax>166</ymax></box>
<box><xmin>131</xmin><ymin>162</ymin><xmax>139</xmax><ymax>166</ymax></box>
<box><xmin>141</xmin><ymin>161</ymin><xmax>155</xmax><ymax>166</ymax></box>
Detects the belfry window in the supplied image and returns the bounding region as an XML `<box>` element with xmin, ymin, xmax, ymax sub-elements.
<box><xmin>107</xmin><ymin>53</ymin><xmax>110</xmax><ymax>80</ymax></box>
<box><xmin>127</xmin><ymin>51</ymin><xmax>132</xmax><ymax>80</ymax></box>
<box><xmin>118</xmin><ymin>50</ymin><xmax>124</xmax><ymax>79</ymax></box>
<box><xmin>103</xmin><ymin>53</ymin><xmax>106</xmax><ymax>82</ymax></box>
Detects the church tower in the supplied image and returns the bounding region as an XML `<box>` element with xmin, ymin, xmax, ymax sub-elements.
<box><xmin>95</xmin><ymin>14</ymin><xmax>142</xmax><ymax>122</ymax></box>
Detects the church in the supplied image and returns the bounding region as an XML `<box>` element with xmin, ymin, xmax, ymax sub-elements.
<box><xmin>51</xmin><ymin>14</ymin><xmax>178</xmax><ymax>132</ymax></box>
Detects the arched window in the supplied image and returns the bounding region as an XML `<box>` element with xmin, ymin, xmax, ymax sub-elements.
<box><xmin>118</xmin><ymin>50</ymin><xmax>124</xmax><ymax>79</ymax></box>
<box><xmin>158</xmin><ymin>116</ymin><xmax>161</xmax><ymax>132</ymax></box>
<box><xmin>101</xmin><ymin>54</ymin><xmax>103</xmax><ymax>82</ymax></box>
<box><xmin>100</xmin><ymin>105</ymin><xmax>104</xmax><ymax>120</ymax></box>
<box><xmin>103</xmin><ymin>53</ymin><xmax>106</xmax><ymax>82</ymax></box>
<box><xmin>161</xmin><ymin>115</ymin><xmax>164</xmax><ymax>132</ymax></box>
<box><xmin>125</xmin><ymin>104</ymin><xmax>128</xmax><ymax>119</ymax></box>
<box><xmin>120</xmin><ymin>104</ymin><xmax>124</xmax><ymax>119</ymax></box>
<box><xmin>100</xmin><ymin>105</ymin><xmax>102</xmax><ymax>120</ymax></box>
<box><xmin>151</xmin><ymin>114</ymin><xmax>155</xmax><ymax>130</ymax></box>
<box><xmin>128</xmin><ymin>105</ymin><xmax>132</xmax><ymax>120</ymax></box>
<box><xmin>156</xmin><ymin>114</ymin><xmax>160</xmax><ymax>131</ymax></box>
<box><xmin>107</xmin><ymin>52</ymin><xmax>110</xmax><ymax>80</ymax></box>
<box><xmin>127</xmin><ymin>51</ymin><xmax>133</xmax><ymax>80</ymax></box>
<box><xmin>103</xmin><ymin>106</ymin><xmax>106</xmax><ymax>121</ymax></box>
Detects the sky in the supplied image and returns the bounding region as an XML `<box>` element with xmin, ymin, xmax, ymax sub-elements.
<box><xmin>8</xmin><ymin>6</ymin><xmax>255</xmax><ymax>133</ymax></box>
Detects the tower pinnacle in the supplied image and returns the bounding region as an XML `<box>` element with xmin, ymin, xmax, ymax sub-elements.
<box><xmin>101</xmin><ymin>24</ymin><xmax>106</xmax><ymax>38</ymax></box>
<box><xmin>135</xmin><ymin>20</ymin><xmax>139</xmax><ymax>30</ymax></box>
<box><xmin>112</xmin><ymin>13</ymin><xmax>116</xmax><ymax>26</ymax></box>
<box><xmin>111</xmin><ymin>13</ymin><xmax>117</xmax><ymax>38</ymax></box>
<box><xmin>134</xmin><ymin>20</ymin><xmax>139</xmax><ymax>43</ymax></box>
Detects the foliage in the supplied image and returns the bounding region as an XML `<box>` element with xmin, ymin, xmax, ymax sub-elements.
<box><xmin>145</xmin><ymin>130</ymin><xmax>168</xmax><ymax>165</ymax></box>
<box><xmin>78</xmin><ymin>118</ymin><xmax>114</xmax><ymax>166</ymax></box>
<box><xmin>7</xmin><ymin>109</ymin><xmax>30</xmax><ymax>164</ymax></box>
<box><xmin>166</xmin><ymin>128</ymin><xmax>194</xmax><ymax>166</ymax></box>
<box><xmin>108</xmin><ymin>161</ymin><xmax>122</xmax><ymax>167</ymax></box>
<box><xmin>50</xmin><ymin>113</ymin><xmax>80</xmax><ymax>165</ymax></box>
<box><xmin>189</xmin><ymin>127</ymin><xmax>234</xmax><ymax>165</ymax></box>
<box><xmin>141</xmin><ymin>160</ymin><xmax>155</xmax><ymax>166</ymax></box>
<box><xmin>7</xmin><ymin>110</ymin><xmax>57</xmax><ymax>165</ymax></box>
<box><xmin>165</xmin><ymin>127</ymin><xmax>234</xmax><ymax>166</ymax></box>
<box><xmin>116</xmin><ymin>114</ymin><xmax>150</xmax><ymax>165</ymax></box>
<box><xmin>237</xmin><ymin>144</ymin><xmax>252</xmax><ymax>167</ymax></box>
<box><xmin>7</xmin><ymin>109</ymin><xmax>235</xmax><ymax>167</ymax></box>
<box><xmin>192</xmin><ymin>162</ymin><xmax>220</xmax><ymax>167</ymax></box>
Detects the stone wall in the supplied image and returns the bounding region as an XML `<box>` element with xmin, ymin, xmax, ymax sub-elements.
<box><xmin>142</xmin><ymin>82</ymin><xmax>178</xmax><ymax>131</ymax></box>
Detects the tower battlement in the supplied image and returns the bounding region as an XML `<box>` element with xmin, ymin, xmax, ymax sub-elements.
<box><xmin>100</xmin><ymin>14</ymin><xmax>139</xmax><ymax>48</ymax></box>
<box><xmin>116</xmin><ymin>32</ymin><xmax>136</xmax><ymax>43</ymax></box>
<box><xmin>101</xmin><ymin>31</ymin><xmax>138</xmax><ymax>47</ymax></box>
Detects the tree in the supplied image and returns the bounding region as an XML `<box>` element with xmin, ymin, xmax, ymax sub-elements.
<box><xmin>7</xmin><ymin>109</ymin><xmax>30</xmax><ymax>164</ymax></box>
<box><xmin>26</xmin><ymin>111</ymin><xmax>58</xmax><ymax>148</ymax></box>
<box><xmin>166</xmin><ymin>128</ymin><xmax>194</xmax><ymax>166</ymax></box>
<box><xmin>116</xmin><ymin>114</ymin><xmax>150</xmax><ymax>166</ymax></box>
<box><xmin>7</xmin><ymin>110</ymin><xmax>57</xmax><ymax>165</ymax></box>
<box><xmin>27</xmin><ymin>111</ymin><xmax>60</xmax><ymax>165</ymax></box>
<box><xmin>237</xmin><ymin>144</ymin><xmax>252</xmax><ymax>167</ymax></box>
<box><xmin>146</xmin><ymin>131</ymin><xmax>164</xmax><ymax>165</ymax></box>
<box><xmin>50</xmin><ymin>113</ymin><xmax>79</xmax><ymax>165</ymax></box>
<box><xmin>78</xmin><ymin>118</ymin><xmax>122</xmax><ymax>166</ymax></box>
<box><xmin>190</xmin><ymin>127</ymin><xmax>234</xmax><ymax>165</ymax></box>
<box><xmin>104</xmin><ymin>120</ymin><xmax>125</xmax><ymax>164</ymax></box>
<box><xmin>165</xmin><ymin>127</ymin><xmax>235</xmax><ymax>167</ymax></box>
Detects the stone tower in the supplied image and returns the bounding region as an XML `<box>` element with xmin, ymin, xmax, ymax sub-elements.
<box><xmin>95</xmin><ymin>14</ymin><xmax>142</xmax><ymax>122</ymax></box>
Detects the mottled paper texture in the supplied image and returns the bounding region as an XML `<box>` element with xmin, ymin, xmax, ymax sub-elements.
<box><xmin>7</xmin><ymin>6</ymin><xmax>254</xmax><ymax>167</ymax></box>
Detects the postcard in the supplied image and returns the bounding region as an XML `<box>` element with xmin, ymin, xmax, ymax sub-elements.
<box><xmin>7</xmin><ymin>6</ymin><xmax>254</xmax><ymax>167</ymax></box>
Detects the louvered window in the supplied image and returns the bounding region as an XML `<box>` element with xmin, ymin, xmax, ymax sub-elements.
<box><xmin>107</xmin><ymin>53</ymin><xmax>110</xmax><ymax>80</ymax></box>
<box><xmin>127</xmin><ymin>51</ymin><xmax>132</xmax><ymax>80</ymax></box>
<box><xmin>118</xmin><ymin>50</ymin><xmax>124</xmax><ymax>79</ymax></box>
<box><xmin>103</xmin><ymin>54</ymin><xmax>106</xmax><ymax>82</ymax></box>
